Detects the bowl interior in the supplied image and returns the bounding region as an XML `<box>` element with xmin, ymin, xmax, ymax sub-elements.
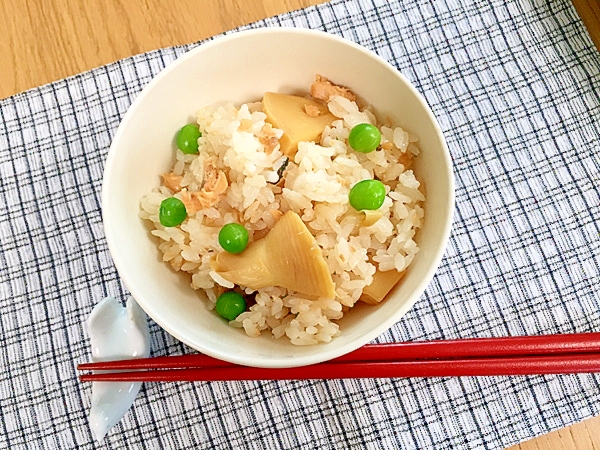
<box><xmin>103</xmin><ymin>28</ymin><xmax>454</xmax><ymax>368</ymax></box>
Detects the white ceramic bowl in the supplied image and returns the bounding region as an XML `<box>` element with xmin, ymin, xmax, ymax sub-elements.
<box><xmin>102</xmin><ymin>28</ymin><xmax>454</xmax><ymax>368</ymax></box>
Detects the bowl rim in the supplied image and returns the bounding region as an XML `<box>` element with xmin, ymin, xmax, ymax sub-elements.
<box><xmin>102</xmin><ymin>27</ymin><xmax>455</xmax><ymax>367</ymax></box>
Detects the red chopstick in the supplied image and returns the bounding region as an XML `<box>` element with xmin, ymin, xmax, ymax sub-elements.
<box><xmin>79</xmin><ymin>354</ymin><xmax>600</xmax><ymax>381</ymax></box>
<box><xmin>77</xmin><ymin>332</ymin><xmax>600</xmax><ymax>381</ymax></box>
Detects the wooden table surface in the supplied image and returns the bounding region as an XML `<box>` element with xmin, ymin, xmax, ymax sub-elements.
<box><xmin>1</xmin><ymin>0</ymin><xmax>599</xmax><ymax>448</ymax></box>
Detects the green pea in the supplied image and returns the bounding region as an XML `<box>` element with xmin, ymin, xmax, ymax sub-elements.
<box><xmin>215</xmin><ymin>291</ymin><xmax>247</xmax><ymax>321</ymax></box>
<box><xmin>218</xmin><ymin>223</ymin><xmax>249</xmax><ymax>254</ymax></box>
<box><xmin>159</xmin><ymin>197</ymin><xmax>187</xmax><ymax>227</ymax></box>
<box><xmin>176</xmin><ymin>123</ymin><xmax>202</xmax><ymax>154</ymax></box>
<box><xmin>349</xmin><ymin>179</ymin><xmax>386</xmax><ymax>211</ymax></box>
<box><xmin>348</xmin><ymin>123</ymin><xmax>381</xmax><ymax>153</ymax></box>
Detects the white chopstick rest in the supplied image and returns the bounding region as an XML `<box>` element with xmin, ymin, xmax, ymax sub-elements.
<box><xmin>85</xmin><ymin>296</ymin><xmax>150</xmax><ymax>441</ymax></box>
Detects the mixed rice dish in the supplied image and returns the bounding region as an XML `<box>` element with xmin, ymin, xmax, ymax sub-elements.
<box><xmin>139</xmin><ymin>76</ymin><xmax>424</xmax><ymax>345</ymax></box>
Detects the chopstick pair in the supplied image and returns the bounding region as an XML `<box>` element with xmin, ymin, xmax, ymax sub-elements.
<box><xmin>77</xmin><ymin>332</ymin><xmax>600</xmax><ymax>382</ymax></box>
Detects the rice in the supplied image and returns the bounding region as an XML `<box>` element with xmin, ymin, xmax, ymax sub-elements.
<box><xmin>139</xmin><ymin>86</ymin><xmax>425</xmax><ymax>345</ymax></box>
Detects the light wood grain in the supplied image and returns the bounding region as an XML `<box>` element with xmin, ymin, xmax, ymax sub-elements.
<box><xmin>0</xmin><ymin>0</ymin><xmax>325</xmax><ymax>98</ymax></box>
<box><xmin>1</xmin><ymin>0</ymin><xmax>599</xmax><ymax>448</ymax></box>
<box><xmin>508</xmin><ymin>415</ymin><xmax>600</xmax><ymax>450</ymax></box>
<box><xmin>572</xmin><ymin>0</ymin><xmax>600</xmax><ymax>51</ymax></box>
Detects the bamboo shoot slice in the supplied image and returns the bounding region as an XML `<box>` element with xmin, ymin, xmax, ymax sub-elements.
<box><xmin>211</xmin><ymin>211</ymin><xmax>335</xmax><ymax>299</ymax></box>
<box><xmin>360</xmin><ymin>269</ymin><xmax>405</xmax><ymax>305</ymax></box>
<box><xmin>263</xmin><ymin>92</ymin><xmax>335</xmax><ymax>157</ymax></box>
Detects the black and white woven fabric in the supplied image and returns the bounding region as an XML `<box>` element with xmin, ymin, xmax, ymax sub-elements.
<box><xmin>2</xmin><ymin>0</ymin><xmax>600</xmax><ymax>448</ymax></box>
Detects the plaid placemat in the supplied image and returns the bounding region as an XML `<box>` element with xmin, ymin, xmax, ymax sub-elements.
<box><xmin>2</xmin><ymin>0</ymin><xmax>600</xmax><ymax>448</ymax></box>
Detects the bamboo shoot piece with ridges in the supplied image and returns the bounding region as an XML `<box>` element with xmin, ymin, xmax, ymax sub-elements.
<box><xmin>211</xmin><ymin>211</ymin><xmax>336</xmax><ymax>299</ymax></box>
